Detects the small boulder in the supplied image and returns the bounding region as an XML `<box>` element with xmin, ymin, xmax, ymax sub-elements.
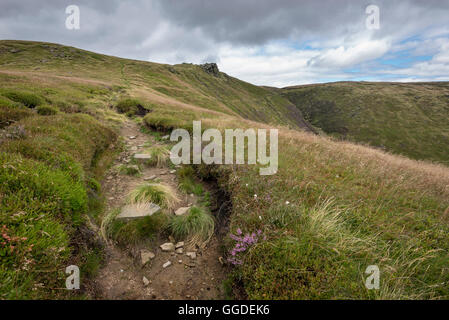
<box><xmin>163</xmin><ymin>261</ymin><xmax>172</xmax><ymax>268</ymax></box>
<box><xmin>175</xmin><ymin>248</ymin><xmax>183</xmax><ymax>254</ymax></box>
<box><xmin>161</xmin><ymin>135</ymin><xmax>170</xmax><ymax>140</ymax></box>
<box><xmin>143</xmin><ymin>276</ymin><xmax>150</xmax><ymax>286</ymax></box>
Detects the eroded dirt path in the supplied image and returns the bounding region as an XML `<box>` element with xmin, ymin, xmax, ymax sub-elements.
<box><xmin>92</xmin><ymin>120</ymin><xmax>227</xmax><ymax>300</ymax></box>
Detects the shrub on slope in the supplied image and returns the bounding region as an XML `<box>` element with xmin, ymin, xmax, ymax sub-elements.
<box><xmin>147</xmin><ymin>107</ymin><xmax>449</xmax><ymax>299</ymax></box>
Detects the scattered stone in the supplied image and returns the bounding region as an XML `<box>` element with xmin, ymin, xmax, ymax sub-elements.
<box><xmin>175</xmin><ymin>207</ymin><xmax>190</xmax><ymax>216</ymax></box>
<box><xmin>160</xmin><ymin>242</ymin><xmax>175</xmax><ymax>252</ymax></box>
<box><xmin>169</xmin><ymin>170</ymin><xmax>176</xmax><ymax>174</ymax></box>
<box><xmin>178</xmin><ymin>260</ymin><xmax>183</xmax><ymax>264</ymax></box>
<box><xmin>106</xmin><ymin>176</ymin><xmax>113</xmax><ymax>180</ymax></box>
<box><xmin>161</xmin><ymin>135</ymin><xmax>169</xmax><ymax>140</ymax></box>
<box><xmin>175</xmin><ymin>241</ymin><xmax>184</xmax><ymax>249</ymax></box>
<box><xmin>130</xmin><ymin>146</ymin><xmax>138</xmax><ymax>151</ymax></box>
<box><xmin>184</xmin><ymin>262</ymin><xmax>196</xmax><ymax>268</ymax></box>
<box><xmin>108</xmin><ymin>197</ymin><xmax>115</xmax><ymax>200</ymax></box>
<box><xmin>186</xmin><ymin>252</ymin><xmax>197</xmax><ymax>259</ymax></box>
<box><xmin>140</xmin><ymin>249</ymin><xmax>155</xmax><ymax>266</ymax></box>
<box><xmin>200</xmin><ymin>62</ymin><xmax>219</xmax><ymax>76</ymax></box>
<box><xmin>175</xmin><ymin>248</ymin><xmax>183</xmax><ymax>254</ymax></box>
<box><xmin>124</xmin><ymin>164</ymin><xmax>140</xmax><ymax>175</ymax></box>
<box><xmin>129</xmin><ymin>136</ymin><xmax>137</xmax><ymax>140</ymax></box>
<box><xmin>162</xmin><ymin>261</ymin><xmax>172</xmax><ymax>268</ymax></box>
<box><xmin>133</xmin><ymin>153</ymin><xmax>152</xmax><ymax>160</ymax></box>
<box><xmin>143</xmin><ymin>276</ymin><xmax>150</xmax><ymax>286</ymax></box>
<box><xmin>169</xmin><ymin>281</ymin><xmax>173</xmax><ymax>285</ymax></box>
<box><xmin>116</xmin><ymin>203</ymin><xmax>161</xmax><ymax>220</ymax></box>
<box><xmin>144</xmin><ymin>175</ymin><xmax>157</xmax><ymax>181</ymax></box>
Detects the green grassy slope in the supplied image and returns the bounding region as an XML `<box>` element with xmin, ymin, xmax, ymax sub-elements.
<box><xmin>281</xmin><ymin>82</ymin><xmax>449</xmax><ymax>165</ymax></box>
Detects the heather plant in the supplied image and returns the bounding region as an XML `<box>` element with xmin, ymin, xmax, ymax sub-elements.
<box><xmin>227</xmin><ymin>228</ymin><xmax>265</xmax><ymax>265</ymax></box>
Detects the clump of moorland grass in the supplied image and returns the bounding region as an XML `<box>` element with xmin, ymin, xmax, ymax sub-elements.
<box><xmin>115</xmin><ymin>98</ymin><xmax>150</xmax><ymax>116</ymax></box>
<box><xmin>36</xmin><ymin>105</ymin><xmax>59</xmax><ymax>116</ymax></box>
<box><xmin>177</xmin><ymin>166</ymin><xmax>204</xmax><ymax>196</ymax></box>
<box><xmin>2</xmin><ymin>90</ymin><xmax>43</xmax><ymax>108</ymax></box>
<box><xmin>145</xmin><ymin>145</ymin><xmax>170</xmax><ymax>167</ymax></box>
<box><xmin>119</xmin><ymin>164</ymin><xmax>141</xmax><ymax>176</ymax></box>
<box><xmin>169</xmin><ymin>206</ymin><xmax>214</xmax><ymax>246</ymax></box>
<box><xmin>128</xmin><ymin>182</ymin><xmax>179</xmax><ymax>209</ymax></box>
<box><xmin>109</xmin><ymin>211</ymin><xmax>169</xmax><ymax>246</ymax></box>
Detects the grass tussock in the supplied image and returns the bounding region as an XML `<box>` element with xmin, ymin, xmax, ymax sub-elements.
<box><xmin>118</xmin><ymin>164</ymin><xmax>141</xmax><ymax>176</ymax></box>
<box><xmin>0</xmin><ymin>105</ymin><xmax>34</xmax><ymax>128</ymax></box>
<box><xmin>128</xmin><ymin>183</ymin><xmax>179</xmax><ymax>209</ymax></box>
<box><xmin>2</xmin><ymin>40</ymin><xmax>449</xmax><ymax>300</ymax></box>
<box><xmin>169</xmin><ymin>206</ymin><xmax>214</xmax><ymax>247</ymax></box>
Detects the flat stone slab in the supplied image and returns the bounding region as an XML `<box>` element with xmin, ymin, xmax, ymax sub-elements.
<box><xmin>134</xmin><ymin>153</ymin><xmax>152</xmax><ymax>160</ymax></box>
<box><xmin>175</xmin><ymin>207</ymin><xmax>190</xmax><ymax>216</ymax></box>
<box><xmin>116</xmin><ymin>202</ymin><xmax>161</xmax><ymax>220</ymax></box>
<box><xmin>186</xmin><ymin>252</ymin><xmax>197</xmax><ymax>259</ymax></box>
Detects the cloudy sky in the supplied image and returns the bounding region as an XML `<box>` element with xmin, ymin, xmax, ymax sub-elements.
<box><xmin>1</xmin><ymin>0</ymin><xmax>448</xmax><ymax>87</ymax></box>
